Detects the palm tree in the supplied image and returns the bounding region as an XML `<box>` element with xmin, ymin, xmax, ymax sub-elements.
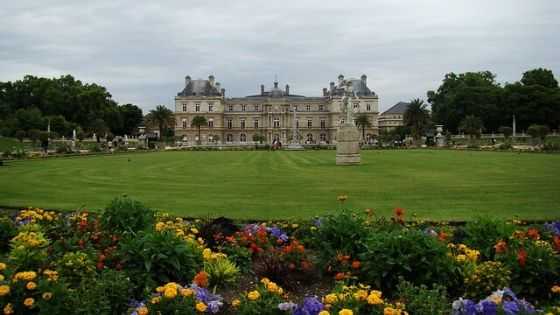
<box><xmin>355</xmin><ymin>113</ymin><xmax>372</xmax><ymax>142</ymax></box>
<box><xmin>403</xmin><ymin>98</ymin><xmax>430</xmax><ymax>144</ymax></box>
<box><xmin>146</xmin><ymin>105</ymin><xmax>174</xmax><ymax>139</ymax></box>
<box><xmin>191</xmin><ymin>116</ymin><xmax>208</xmax><ymax>145</ymax></box>
<box><xmin>459</xmin><ymin>115</ymin><xmax>483</xmax><ymax>142</ymax></box>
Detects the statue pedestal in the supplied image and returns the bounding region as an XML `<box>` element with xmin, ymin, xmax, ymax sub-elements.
<box><xmin>336</xmin><ymin>124</ymin><xmax>361</xmax><ymax>165</ymax></box>
<box><xmin>286</xmin><ymin>142</ymin><xmax>304</xmax><ymax>150</ymax></box>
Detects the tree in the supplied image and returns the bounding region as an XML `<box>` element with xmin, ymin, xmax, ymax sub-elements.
<box><xmin>90</xmin><ymin>118</ymin><xmax>108</xmax><ymax>141</ymax></box>
<box><xmin>354</xmin><ymin>113</ymin><xmax>372</xmax><ymax>142</ymax></box>
<box><xmin>252</xmin><ymin>133</ymin><xmax>266</xmax><ymax>144</ymax></box>
<box><xmin>119</xmin><ymin>104</ymin><xmax>143</xmax><ymax>135</ymax></box>
<box><xmin>527</xmin><ymin>124</ymin><xmax>550</xmax><ymax>144</ymax></box>
<box><xmin>191</xmin><ymin>116</ymin><xmax>208</xmax><ymax>144</ymax></box>
<box><xmin>521</xmin><ymin>68</ymin><xmax>558</xmax><ymax>88</ymax></box>
<box><xmin>28</xmin><ymin>129</ymin><xmax>41</xmax><ymax>144</ymax></box>
<box><xmin>403</xmin><ymin>98</ymin><xmax>430</xmax><ymax>143</ymax></box>
<box><xmin>15</xmin><ymin>107</ymin><xmax>44</xmax><ymax>131</ymax></box>
<box><xmin>459</xmin><ymin>115</ymin><xmax>483</xmax><ymax>140</ymax></box>
<box><xmin>498</xmin><ymin>126</ymin><xmax>513</xmax><ymax>139</ymax></box>
<box><xmin>15</xmin><ymin>130</ymin><xmax>26</xmax><ymax>142</ymax></box>
<box><xmin>146</xmin><ymin>105</ymin><xmax>174</xmax><ymax>139</ymax></box>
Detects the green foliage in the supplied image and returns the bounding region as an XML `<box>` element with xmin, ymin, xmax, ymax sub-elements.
<box><xmin>146</xmin><ymin>105</ymin><xmax>175</xmax><ymax>139</ymax></box>
<box><xmin>496</xmin><ymin>239</ymin><xmax>559</xmax><ymax>302</ymax></box>
<box><xmin>235</xmin><ymin>282</ymin><xmax>286</xmax><ymax>315</ymax></box>
<box><xmin>498</xmin><ymin>126</ymin><xmax>513</xmax><ymax>138</ymax></box>
<box><xmin>67</xmin><ymin>269</ymin><xmax>133</xmax><ymax>315</ymax></box>
<box><xmin>219</xmin><ymin>244</ymin><xmax>252</xmax><ymax>273</ymax></box>
<box><xmin>463</xmin><ymin>217</ymin><xmax>515</xmax><ymax>259</ymax></box>
<box><xmin>191</xmin><ymin>115</ymin><xmax>208</xmax><ymax>144</ymax></box>
<box><xmin>464</xmin><ymin>261</ymin><xmax>511</xmax><ymax>300</ymax></box>
<box><xmin>9</xmin><ymin>225</ymin><xmax>50</xmax><ymax>270</ymax></box>
<box><xmin>0</xmin><ymin>215</ymin><xmax>16</xmax><ymax>253</ymax></box>
<box><xmin>527</xmin><ymin>124</ymin><xmax>550</xmax><ymax>143</ymax></box>
<box><xmin>55</xmin><ymin>251</ymin><xmax>95</xmax><ymax>285</ymax></box>
<box><xmin>355</xmin><ymin>113</ymin><xmax>372</xmax><ymax>141</ymax></box>
<box><xmin>15</xmin><ymin>130</ymin><xmax>26</xmax><ymax>142</ymax></box>
<box><xmin>459</xmin><ymin>115</ymin><xmax>483</xmax><ymax>139</ymax></box>
<box><xmin>521</xmin><ymin>68</ymin><xmax>559</xmax><ymax>88</ymax></box>
<box><xmin>100</xmin><ymin>196</ymin><xmax>155</xmax><ymax>234</ymax></box>
<box><xmin>204</xmin><ymin>256</ymin><xmax>240</xmax><ymax>289</ymax></box>
<box><xmin>396</xmin><ymin>280</ymin><xmax>450</xmax><ymax>315</ymax></box>
<box><xmin>117</xmin><ymin>231</ymin><xmax>203</xmax><ymax>295</ymax></box>
<box><xmin>359</xmin><ymin>229</ymin><xmax>460</xmax><ymax>295</ymax></box>
<box><xmin>404</xmin><ymin>98</ymin><xmax>431</xmax><ymax>141</ymax></box>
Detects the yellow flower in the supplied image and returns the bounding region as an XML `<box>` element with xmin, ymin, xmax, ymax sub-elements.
<box><xmin>0</xmin><ymin>285</ymin><xmax>10</xmax><ymax>297</ymax></box>
<box><xmin>319</xmin><ymin>311</ymin><xmax>330</xmax><ymax>315</ymax></box>
<box><xmin>42</xmin><ymin>292</ymin><xmax>53</xmax><ymax>300</ymax></box>
<box><xmin>26</xmin><ymin>281</ymin><xmax>37</xmax><ymax>290</ymax></box>
<box><xmin>0</xmin><ymin>262</ymin><xmax>6</xmax><ymax>271</ymax></box>
<box><xmin>24</xmin><ymin>297</ymin><xmax>35</xmax><ymax>308</ymax></box>
<box><xmin>0</xmin><ymin>275</ymin><xmax>4</xmax><ymax>281</ymax></box>
<box><xmin>552</xmin><ymin>285</ymin><xmax>560</xmax><ymax>294</ymax></box>
<box><xmin>324</xmin><ymin>293</ymin><xmax>338</xmax><ymax>304</ymax></box>
<box><xmin>367</xmin><ymin>293</ymin><xmax>383</xmax><ymax>305</ymax></box>
<box><xmin>354</xmin><ymin>289</ymin><xmax>368</xmax><ymax>301</ymax></box>
<box><xmin>181</xmin><ymin>288</ymin><xmax>194</xmax><ymax>297</ymax></box>
<box><xmin>384</xmin><ymin>307</ymin><xmax>396</xmax><ymax>315</ymax></box>
<box><xmin>3</xmin><ymin>303</ymin><xmax>14</xmax><ymax>315</ymax></box>
<box><xmin>150</xmin><ymin>296</ymin><xmax>161</xmax><ymax>304</ymax></box>
<box><xmin>191</xmin><ymin>228</ymin><xmax>199</xmax><ymax>234</ymax></box>
<box><xmin>247</xmin><ymin>290</ymin><xmax>261</xmax><ymax>301</ymax></box>
<box><xmin>155</xmin><ymin>222</ymin><xmax>165</xmax><ymax>231</ymax></box>
<box><xmin>203</xmin><ymin>248</ymin><xmax>212</xmax><ymax>260</ymax></box>
<box><xmin>232</xmin><ymin>299</ymin><xmax>241</xmax><ymax>307</ymax></box>
<box><xmin>137</xmin><ymin>306</ymin><xmax>149</xmax><ymax>315</ymax></box>
<box><xmin>267</xmin><ymin>282</ymin><xmax>279</xmax><ymax>293</ymax></box>
<box><xmin>195</xmin><ymin>302</ymin><xmax>207</xmax><ymax>312</ymax></box>
<box><xmin>43</xmin><ymin>270</ymin><xmax>59</xmax><ymax>281</ymax></box>
<box><xmin>164</xmin><ymin>287</ymin><xmax>178</xmax><ymax>299</ymax></box>
<box><xmin>339</xmin><ymin>309</ymin><xmax>353</xmax><ymax>315</ymax></box>
<box><xmin>465</xmin><ymin>249</ymin><xmax>480</xmax><ymax>262</ymax></box>
<box><xmin>260</xmin><ymin>277</ymin><xmax>271</xmax><ymax>286</ymax></box>
<box><xmin>456</xmin><ymin>254</ymin><xmax>467</xmax><ymax>262</ymax></box>
<box><xmin>156</xmin><ymin>286</ymin><xmax>165</xmax><ymax>293</ymax></box>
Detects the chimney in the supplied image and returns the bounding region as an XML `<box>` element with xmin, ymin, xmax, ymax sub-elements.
<box><xmin>361</xmin><ymin>74</ymin><xmax>367</xmax><ymax>85</ymax></box>
<box><xmin>285</xmin><ymin>84</ymin><xmax>290</xmax><ymax>95</ymax></box>
<box><xmin>221</xmin><ymin>88</ymin><xmax>225</xmax><ymax>96</ymax></box>
<box><xmin>215</xmin><ymin>82</ymin><xmax>221</xmax><ymax>91</ymax></box>
<box><xmin>208</xmin><ymin>75</ymin><xmax>215</xmax><ymax>86</ymax></box>
<box><xmin>260</xmin><ymin>84</ymin><xmax>265</xmax><ymax>95</ymax></box>
<box><xmin>185</xmin><ymin>75</ymin><xmax>191</xmax><ymax>86</ymax></box>
<box><xmin>274</xmin><ymin>81</ymin><xmax>278</xmax><ymax>89</ymax></box>
<box><xmin>337</xmin><ymin>74</ymin><xmax>344</xmax><ymax>85</ymax></box>
<box><xmin>330</xmin><ymin>81</ymin><xmax>335</xmax><ymax>91</ymax></box>
<box><xmin>323</xmin><ymin>88</ymin><xmax>328</xmax><ymax>96</ymax></box>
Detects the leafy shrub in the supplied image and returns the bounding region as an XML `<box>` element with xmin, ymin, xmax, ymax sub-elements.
<box><xmin>496</xmin><ymin>239</ymin><xmax>559</xmax><ymax>302</ymax></box>
<box><xmin>203</xmin><ymin>256</ymin><xmax>240</xmax><ymax>289</ymax></box>
<box><xmin>67</xmin><ymin>269</ymin><xmax>132</xmax><ymax>315</ymax></box>
<box><xmin>396</xmin><ymin>280</ymin><xmax>449</xmax><ymax>315</ymax></box>
<box><xmin>9</xmin><ymin>225</ymin><xmax>50</xmax><ymax>270</ymax></box>
<box><xmin>234</xmin><ymin>278</ymin><xmax>286</xmax><ymax>315</ymax></box>
<box><xmin>55</xmin><ymin>251</ymin><xmax>96</xmax><ymax>285</ymax></box>
<box><xmin>100</xmin><ymin>196</ymin><xmax>155</xmax><ymax>234</ymax></box>
<box><xmin>463</xmin><ymin>217</ymin><xmax>515</xmax><ymax>259</ymax></box>
<box><xmin>117</xmin><ymin>231</ymin><xmax>203</xmax><ymax>295</ymax></box>
<box><xmin>0</xmin><ymin>216</ymin><xmax>16</xmax><ymax>253</ymax></box>
<box><xmin>464</xmin><ymin>261</ymin><xmax>511</xmax><ymax>300</ymax></box>
<box><xmin>359</xmin><ymin>229</ymin><xmax>460</xmax><ymax>295</ymax></box>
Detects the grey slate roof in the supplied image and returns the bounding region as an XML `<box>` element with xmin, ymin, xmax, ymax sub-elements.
<box><xmin>381</xmin><ymin>102</ymin><xmax>410</xmax><ymax>115</ymax></box>
<box><xmin>177</xmin><ymin>79</ymin><xmax>222</xmax><ymax>97</ymax></box>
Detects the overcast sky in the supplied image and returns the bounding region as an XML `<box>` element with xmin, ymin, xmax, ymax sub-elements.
<box><xmin>1</xmin><ymin>1</ymin><xmax>559</xmax><ymax>112</ymax></box>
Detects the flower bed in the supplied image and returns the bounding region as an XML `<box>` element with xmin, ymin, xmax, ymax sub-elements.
<box><xmin>1</xmin><ymin>196</ymin><xmax>559</xmax><ymax>315</ymax></box>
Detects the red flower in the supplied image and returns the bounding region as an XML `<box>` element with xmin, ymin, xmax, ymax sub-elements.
<box><xmin>193</xmin><ymin>271</ymin><xmax>209</xmax><ymax>287</ymax></box>
<box><xmin>394</xmin><ymin>208</ymin><xmax>405</xmax><ymax>222</ymax></box>
<box><xmin>335</xmin><ymin>272</ymin><xmax>346</xmax><ymax>281</ymax></box>
<box><xmin>438</xmin><ymin>231</ymin><xmax>448</xmax><ymax>241</ymax></box>
<box><xmin>96</xmin><ymin>261</ymin><xmax>105</xmax><ymax>270</ymax></box>
<box><xmin>517</xmin><ymin>248</ymin><xmax>528</xmax><ymax>268</ymax></box>
<box><xmin>526</xmin><ymin>228</ymin><xmax>540</xmax><ymax>240</ymax></box>
<box><xmin>494</xmin><ymin>240</ymin><xmax>507</xmax><ymax>254</ymax></box>
<box><xmin>351</xmin><ymin>260</ymin><xmax>361</xmax><ymax>269</ymax></box>
<box><xmin>553</xmin><ymin>235</ymin><xmax>560</xmax><ymax>252</ymax></box>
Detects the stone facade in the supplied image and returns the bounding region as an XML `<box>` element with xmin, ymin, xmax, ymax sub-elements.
<box><xmin>174</xmin><ymin>74</ymin><xmax>379</xmax><ymax>145</ymax></box>
<box><xmin>378</xmin><ymin>101</ymin><xmax>410</xmax><ymax>132</ymax></box>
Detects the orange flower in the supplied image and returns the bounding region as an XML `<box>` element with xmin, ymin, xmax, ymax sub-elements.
<box><xmin>517</xmin><ymin>248</ymin><xmax>528</xmax><ymax>268</ymax></box>
<box><xmin>394</xmin><ymin>208</ymin><xmax>405</xmax><ymax>221</ymax></box>
<box><xmin>526</xmin><ymin>228</ymin><xmax>540</xmax><ymax>240</ymax></box>
<box><xmin>335</xmin><ymin>272</ymin><xmax>346</xmax><ymax>281</ymax></box>
<box><xmin>494</xmin><ymin>240</ymin><xmax>507</xmax><ymax>254</ymax></box>
<box><xmin>553</xmin><ymin>235</ymin><xmax>560</xmax><ymax>251</ymax></box>
<box><xmin>193</xmin><ymin>271</ymin><xmax>209</xmax><ymax>288</ymax></box>
<box><xmin>351</xmin><ymin>260</ymin><xmax>361</xmax><ymax>269</ymax></box>
<box><xmin>438</xmin><ymin>231</ymin><xmax>448</xmax><ymax>241</ymax></box>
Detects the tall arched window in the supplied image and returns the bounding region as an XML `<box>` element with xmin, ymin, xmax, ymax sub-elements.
<box><xmin>240</xmin><ymin>134</ymin><xmax>247</xmax><ymax>142</ymax></box>
<box><xmin>226</xmin><ymin>134</ymin><xmax>233</xmax><ymax>142</ymax></box>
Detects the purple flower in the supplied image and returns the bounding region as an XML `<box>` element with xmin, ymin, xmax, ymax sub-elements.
<box><xmin>313</xmin><ymin>218</ymin><xmax>322</xmax><ymax>227</ymax></box>
<box><xmin>544</xmin><ymin>221</ymin><xmax>560</xmax><ymax>236</ymax></box>
<box><xmin>503</xmin><ymin>301</ymin><xmax>519</xmax><ymax>315</ymax></box>
<box><xmin>268</xmin><ymin>226</ymin><xmax>289</xmax><ymax>242</ymax></box>
<box><xmin>452</xmin><ymin>298</ymin><xmax>477</xmax><ymax>315</ymax></box>
<box><xmin>207</xmin><ymin>300</ymin><xmax>223</xmax><ymax>313</ymax></box>
<box><xmin>302</xmin><ymin>297</ymin><xmax>323</xmax><ymax>315</ymax></box>
<box><xmin>477</xmin><ymin>300</ymin><xmax>497</xmax><ymax>315</ymax></box>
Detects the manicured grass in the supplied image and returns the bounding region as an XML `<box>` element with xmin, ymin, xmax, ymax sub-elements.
<box><xmin>1</xmin><ymin>150</ymin><xmax>559</xmax><ymax>220</ymax></box>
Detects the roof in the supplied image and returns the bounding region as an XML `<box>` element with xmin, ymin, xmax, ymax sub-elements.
<box><xmin>381</xmin><ymin>102</ymin><xmax>410</xmax><ymax>115</ymax></box>
<box><xmin>177</xmin><ymin>78</ymin><xmax>222</xmax><ymax>97</ymax></box>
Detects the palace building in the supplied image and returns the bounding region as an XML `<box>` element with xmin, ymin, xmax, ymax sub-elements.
<box><xmin>174</xmin><ymin>74</ymin><xmax>379</xmax><ymax>145</ymax></box>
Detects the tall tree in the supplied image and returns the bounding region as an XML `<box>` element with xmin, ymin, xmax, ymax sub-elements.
<box><xmin>354</xmin><ymin>113</ymin><xmax>372</xmax><ymax>141</ymax></box>
<box><xmin>119</xmin><ymin>104</ymin><xmax>144</xmax><ymax>135</ymax></box>
<box><xmin>146</xmin><ymin>105</ymin><xmax>174</xmax><ymax>139</ymax></box>
<box><xmin>459</xmin><ymin>115</ymin><xmax>483</xmax><ymax>140</ymax></box>
<box><xmin>191</xmin><ymin>116</ymin><xmax>208</xmax><ymax>145</ymax></box>
<box><xmin>403</xmin><ymin>98</ymin><xmax>430</xmax><ymax>143</ymax></box>
<box><xmin>521</xmin><ymin>68</ymin><xmax>558</xmax><ymax>88</ymax></box>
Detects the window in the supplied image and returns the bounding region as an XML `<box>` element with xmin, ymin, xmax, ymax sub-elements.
<box><xmin>320</xmin><ymin>133</ymin><xmax>326</xmax><ymax>142</ymax></box>
<box><xmin>182</xmin><ymin>104</ymin><xmax>187</xmax><ymax>112</ymax></box>
<box><xmin>195</xmin><ymin>104</ymin><xmax>200</xmax><ymax>112</ymax></box>
<box><xmin>228</xmin><ymin>105</ymin><xmax>233</xmax><ymax>111</ymax></box>
<box><xmin>341</xmin><ymin>119</ymin><xmax>345</xmax><ymax>125</ymax></box>
<box><xmin>353</xmin><ymin>102</ymin><xmax>359</xmax><ymax>109</ymax></box>
<box><xmin>306</xmin><ymin>134</ymin><xmax>313</xmax><ymax>142</ymax></box>
<box><xmin>254</xmin><ymin>105</ymin><xmax>259</xmax><ymax>111</ymax></box>
<box><xmin>319</xmin><ymin>105</ymin><xmax>324</xmax><ymax>111</ymax></box>
<box><xmin>209</xmin><ymin>105</ymin><xmax>214</xmax><ymax>112</ymax></box>
<box><xmin>182</xmin><ymin>119</ymin><xmax>187</xmax><ymax>129</ymax></box>
<box><xmin>366</xmin><ymin>104</ymin><xmax>371</xmax><ymax>111</ymax></box>
<box><xmin>240</xmin><ymin>133</ymin><xmax>246</xmax><ymax>142</ymax></box>
<box><xmin>226</xmin><ymin>134</ymin><xmax>233</xmax><ymax>142</ymax></box>
<box><xmin>208</xmin><ymin>119</ymin><xmax>214</xmax><ymax>128</ymax></box>
<box><xmin>273</xmin><ymin>118</ymin><xmax>280</xmax><ymax>128</ymax></box>
<box><xmin>240</xmin><ymin>119</ymin><xmax>246</xmax><ymax>129</ymax></box>
<box><xmin>254</xmin><ymin>119</ymin><xmax>259</xmax><ymax>129</ymax></box>
<box><xmin>294</xmin><ymin>105</ymin><xmax>298</xmax><ymax>111</ymax></box>
<box><xmin>227</xmin><ymin>119</ymin><xmax>232</xmax><ymax>129</ymax></box>
<box><xmin>320</xmin><ymin>119</ymin><xmax>326</xmax><ymax>129</ymax></box>
<box><xmin>306</xmin><ymin>105</ymin><xmax>311</xmax><ymax>111</ymax></box>
<box><xmin>296</xmin><ymin>120</ymin><xmax>299</xmax><ymax>128</ymax></box>
<box><xmin>241</xmin><ymin>105</ymin><xmax>246</xmax><ymax>112</ymax></box>
<box><xmin>307</xmin><ymin>119</ymin><xmax>312</xmax><ymax>128</ymax></box>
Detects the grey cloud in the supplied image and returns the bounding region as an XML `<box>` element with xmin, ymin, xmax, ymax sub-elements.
<box><xmin>0</xmin><ymin>0</ymin><xmax>559</xmax><ymax>112</ymax></box>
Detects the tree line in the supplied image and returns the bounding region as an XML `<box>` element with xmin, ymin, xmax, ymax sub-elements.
<box><xmin>0</xmin><ymin>75</ymin><xmax>143</xmax><ymax>139</ymax></box>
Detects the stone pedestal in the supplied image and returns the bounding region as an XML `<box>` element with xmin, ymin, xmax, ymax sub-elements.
<box><xmin>336</xmin><ymin>124</ymin><xmax>361</xmax><ymax>165</ymax></box>
<box><xmin>286</xmin><ymin>143</ymin><xmax>304</xmax><ymax>150</ymax></box>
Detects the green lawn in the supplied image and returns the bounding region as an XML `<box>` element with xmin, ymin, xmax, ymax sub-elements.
<box><xmin>1</xmin><ymin>150</ymin><xmax>559</xmax><ymax>220</ymax></box>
